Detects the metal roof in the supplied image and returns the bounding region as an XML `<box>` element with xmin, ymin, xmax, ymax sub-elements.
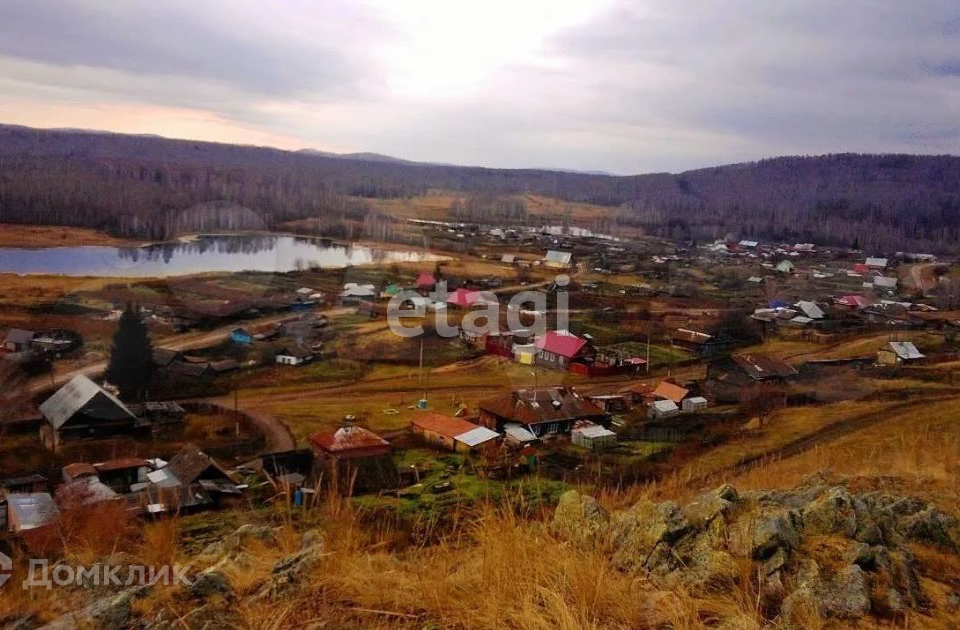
<box><xmin>652</xmin><ymin>400</ymin><xmax>679</xmax><ymax>412</ymax></box>
<box><xmin>4</xmin><ymin>328</ymin><xmax>36</xmax><ymax>344</ymax></box>
<box><xmin>455</xmin><ymin>426</ymin><xmax>500</xmax><ymax>447</ymax></box>
<box><xmin>888</xmin><ymin>341</ymin><xmax>924</xmax><ymax>360</ymax></box>
<box><xmin>572</xmin><ymin>424</ymin><xmax>616</xmax><ymax>439</ymax></box>
<box><xmin>38</xmin><ymin>375</ymin><xmax>137</xmax><ymax>430</ymax></box>
<box><xmin>544</xmin><ymin>250</ymin><xmax>572</xmax><ymax>264</ymax></box>
<box><xmin>795</xmin><ymin>301</ymin><xmax>825</xmax><ymax>319</ymax></box>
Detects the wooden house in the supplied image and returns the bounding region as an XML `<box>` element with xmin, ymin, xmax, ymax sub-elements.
<box><xmin>478</xmin><ymin>387</ymin><xmax>608</xmax><ymax>438</ymax></box>
<box><xmin>39</xmin><ymin>375</ymin><xmax>139</xmax><ymax>452</ymax></box>
<box><xmin>410</xmin><ymin>413</ymin><xmax>499</xmax><ymax>453</ymax></box>
<box><xmin>535</xmin><ymin>330</ymin><xmax>596</xmax><ymax>371</ymax></box>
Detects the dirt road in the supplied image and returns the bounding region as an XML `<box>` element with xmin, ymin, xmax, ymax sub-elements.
<box><xmin>900</xmin><ymin>262</ymin><xmax>943</xmax><ymax>294</ymax></box>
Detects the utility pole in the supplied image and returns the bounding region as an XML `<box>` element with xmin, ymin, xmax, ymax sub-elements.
<box><xmin>234</xmin><ymin>387</ymin><xmax>240</xmax><ymax>438</ymax></box>
<box><xmin>646</xmin><ymin>329</ymin><xmax>651</xmax><ymax>375</ymax></box>
<box><xmin>419</xmin><ymin>336</ymin><xmax>426</xmax><ymax>402</ymax></box>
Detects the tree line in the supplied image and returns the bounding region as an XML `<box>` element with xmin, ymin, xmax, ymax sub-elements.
<box><xmin>2</xmin><ymin>125</ymin><xmax>960</xmax><ymax>252</ymax></box>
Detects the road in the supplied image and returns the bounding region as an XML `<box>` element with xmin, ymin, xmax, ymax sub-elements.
<box><xmin>26</xmin><ymin>308</ymin><xmax>354</xmax><ymax>396</ymax></box>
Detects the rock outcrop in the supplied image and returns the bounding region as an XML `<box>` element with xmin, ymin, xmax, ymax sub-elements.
<box><xmin>553</xmin><ymin>476</ymin><xmax>959</xmax><ymax>623</ymax></box>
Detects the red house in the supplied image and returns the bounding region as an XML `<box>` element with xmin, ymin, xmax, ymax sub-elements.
<box><xmin>535</xmin><ymin>330</ymin><xmax>596</xmax><ymax>370</ymax></box>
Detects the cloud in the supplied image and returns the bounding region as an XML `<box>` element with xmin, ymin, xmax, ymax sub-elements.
<box><xmin>0</xmin><ymin>0</ymin><xmax>957</xmax><ymax>173</ymax></box>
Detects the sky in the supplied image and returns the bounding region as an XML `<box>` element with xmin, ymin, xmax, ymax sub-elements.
<box><xmin>0</xmin><ymin>0</ymin><xmax>958</xmax><ymax>174</ymax></box>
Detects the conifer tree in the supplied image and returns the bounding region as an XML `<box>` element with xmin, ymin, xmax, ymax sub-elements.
<box><xmin>104</xmin><ymin>302</ymin><xmax>154</xmax><ymax>400</ymax></box>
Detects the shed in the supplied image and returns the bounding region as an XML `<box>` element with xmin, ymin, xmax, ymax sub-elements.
<box><xmin>878</xmin><ymin>341</ymin><xmax>925</xmax><ymax>365</ymax></box>
<box><xmin>682</xmin><ymin>396</ymin><xmax>709</xmax><ymax>413</ymax></box>
<box><xmin>648</xmin><ymin>399</ymin><xmax>680</xmax><ymax>420</ymax></box>
<box><xmin>571</xmin><ymin>421</ymin><xmax>617</xmax><ymax>451</ymax></box>
<box><xmin>543</xmin><ymin>250</ymin><xmax>573</xmax><ymax>268</ymax></box>
<box><xmin>276</xmin><ymin>344</ymin><xmax>315</xmax><ymax>366</ymax></box>
<box><xmin>865</xmin><ymin>257</ymin><xmax>889</xmax><ymax>269</ymax></box>
<box><xmin>230</xmin><ymin>328</ymin><xmax>254</xmax><ymax>345</ymax></box>
<box><xmin>309</xmin><ymin>425</ymin><xmax>398</xmax><ymax>493</ymax></box>
<box><xmin>503</xmin><ymin>423</ymin><xmax>539</xmax><ymax>447</ymax></box>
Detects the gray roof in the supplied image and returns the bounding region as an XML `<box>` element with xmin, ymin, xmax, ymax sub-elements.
<box><xmin>39</xmin><ymin>375</ymin><xmax>137</xmax><ymax>430</ymax></box>
<box><xmin>888</xmin><ymin>341</ymin><xmax>924</xmax><ymax>360</ymax></box>
<box><xmin>544</xmin><ymin>250</ymin><xmax>573</xmax><ymax>264</ymax></box>
<box><xmin>795</xmin><ymin>301</ymin><xmax>825</xmax><ymax>319</ymax></box>
<box><xmin>873</xmin><ymin>276</ymin><xmax>898</xmax><ymax>289</ymax></box>
<box><xmin>454</xmin><ymin>426</ymin><xmax>500</xmax><ymax>447</ymax></box>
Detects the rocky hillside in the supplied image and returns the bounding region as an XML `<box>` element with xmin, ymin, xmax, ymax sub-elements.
<box><xmin>8</xmin><ymin>473</ymin><xmax>960</xmax><ymax>629</ymax></box>
<box><xmin>553</xmin><ymin>474</ymin><xmax>960</xmax><ymax>626</ymax></box>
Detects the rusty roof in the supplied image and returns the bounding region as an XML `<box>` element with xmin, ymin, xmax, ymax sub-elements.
<box><xmin>94</xmin><ymin>458</ymin><xmax>149</xmax><ymax>472</ymax></box>
<box><xmin>479</xmin><ymin>387</ymin><xmax>607</xmax><ymax>426</ymax></box>
<box><xmin>309</xmin><ymin>425</ymin><xmax>390</xmax><ymax>453</ymax></box>
<box><xmin>652</xmin><ymin>381</ymin><xmax>690</xmax><ymax>403</ymax></box>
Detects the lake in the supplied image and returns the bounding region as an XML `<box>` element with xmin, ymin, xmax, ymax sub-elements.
<box><xmin>0</xmin><ymin>234</ymin><xmax>444</xmax><ymax>277</ymax></box>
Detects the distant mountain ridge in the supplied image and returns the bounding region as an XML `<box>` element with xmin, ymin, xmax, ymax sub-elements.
<box><xmin>1</xmin><ymin>123</ymin><xmax>959</xmax><ymax>252</ymax></box>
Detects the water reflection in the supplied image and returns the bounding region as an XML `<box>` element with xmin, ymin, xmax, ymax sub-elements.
<box><xmin>0</xmin><ymin>235</ymin><xmax>442</xmax><ymax>277</ymax></box>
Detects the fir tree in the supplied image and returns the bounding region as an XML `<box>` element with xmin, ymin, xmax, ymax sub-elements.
<box><xmin>104</xmin><ymin>302</ymin><xmax>154</xmax><ymax>400</ymax></box>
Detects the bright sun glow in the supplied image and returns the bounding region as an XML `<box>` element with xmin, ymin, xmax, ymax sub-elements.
<box><xmin>373</xmin><ymin>0</ymin><xmax>611</xmax><ymax>100</ymax></box>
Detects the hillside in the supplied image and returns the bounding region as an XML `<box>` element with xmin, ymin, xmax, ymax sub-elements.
<box><xmin>1</xmin><ymin>124</ymin><xmax>960</xmax><ymax>251</ymax></box>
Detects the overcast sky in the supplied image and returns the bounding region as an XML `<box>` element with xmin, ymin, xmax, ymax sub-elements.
<box><xmin>1</xmin><ymin>1</ymin><xmax>958</xmax><ymax>174</ymax></box>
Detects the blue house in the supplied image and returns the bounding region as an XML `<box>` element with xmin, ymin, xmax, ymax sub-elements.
<box><xmin>230</xmin><ymin>328</ymin><xmax>254</xmax><ymax>346</ymax></box>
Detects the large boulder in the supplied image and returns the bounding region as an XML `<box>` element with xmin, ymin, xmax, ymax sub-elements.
<box><xmin>551</xmin><ymin>491</ymin><xmax>610</xmax><ymax>545</ymax></box>
<box><xmin>802</xmin><ymin>487</ymin><xmax>858</xmax><ymax>537</ymax></box>
<box><xmin>782</xmin><ymin>562</ymin><xmax>871</xmax><ymax>621</ymax></box>
<box><xmin>610</xmin><ymin>499</ymin><xmax>689</xmax><ymax>573</ymax></box>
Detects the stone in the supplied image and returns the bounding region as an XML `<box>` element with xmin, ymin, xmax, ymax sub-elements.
<box><xmin>552</xmin><ymin>491</ymin><xmax>610</xmax><ymax>545</ymax></box>
<box><xmin>899</xmin><ymin>506</ymin><xmax>960</xmax><ymax>551</ymax></box>
<box><xmin>188</xmin><ymin>569</ymin><xmax>233</xmax><ymax>600</ymax></box>
<box><xmin>38</xmin><ymin>587</ymin><xmax>148</xmax><ymax>630</ymax></box>
<box><xmin>802</xmin><ymin>486</ymin><xmax>858</xmax><ymax>537</ymax></box>
<box><xmin>682</xmin><ymin>484</ymin><xmax>738</xmax><ymax>528</ymax></box>
<box><xmin>610</xmin><ymin>499</ymin><xmax>689</xmax><ymax>573</ymax></box>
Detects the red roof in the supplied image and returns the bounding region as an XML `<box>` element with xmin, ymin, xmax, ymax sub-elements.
<box><xmin>535</xmin><ymin>330</ymin><xmax>588</xmax><ymax>359</ymax></box>
<box><xmin>836</xmin><ymin>295</ymin><xmax>872</xmax><ymax>308</ymax></box>
<box><xmin>447</xmin><ymin>287</ymin><xmax>481</xmax><ymax>308</ymax></box>
<box><xmin>416</xmin><ymin>272</ymin><xmax>437</xmax><ymax>288</ymax></box>
<box><xmin>852</xmin><ymin>263</ymin><xmax>869</xmax><ymax>274</ymax></box>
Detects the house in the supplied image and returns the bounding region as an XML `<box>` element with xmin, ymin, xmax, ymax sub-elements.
<box><xmin>446</xmin><ymin>287</ymin><xmax>484</xmax><ymax>309</ymax></box>
<box><xmin>738</xmin><ymin>240</ymin><xmax>759</xmax><ymax>249</ymax></box>
<box><xmin>415</xmin><ymin>272</ymin><xmax>437</xmax><ymax>292</ymax></box>
<box><xmin>485</xmin><ymin>330</ymin><xmax>515</xmax><ymax>357</ymax></box>
<box><xmin>3</xmin><ymin>328</ymin><xmax>37</xmax><ymax>352</ymax></box>
<box><xmin>652</xmin><ymin>381</ymin><xmax>690</xmax><ymax>405</ymax></box>
<box><xmin>5</xmin><ymin>492</ymin><xmax>58</xmax><ymax>533</ymax></box>
<box><xmin>669</xmin><ymin>328</ymin><xmax>730</xmax><ymax>356</ymax></box>
<box><xmin>836</xmin><ymin>295</ymin><xmax>873</xmax><ymax>309</ymax></box>
<box><xmin>56</xmin><ymin>476</ymin><xmax>119</xmax><ymax>507</ymax></box>
<box><xmin>133</xmin><ymin>444</ymin><xmax>240</xmax><ymax>513</ymax></box>
<box><xmin>339</xmin><ymin>283</ymin><xmax>378</xmax><ymax>306</ymax></box>
<box><xmin>543</xmin><ymin>250</ymin><xmax>573</xmax><ymax>269</ymax></box>
<box><xmin>682</xmin><ymin>396</ymin><xmax>709</xmax><ymax>413</ymax></box>
<box><xmin>873</xmin><ymin>276</ymin><xmax>899</xmax><ymax>291</ymax></box>
<box><xmin>795</xmin><ymin>301</ymin><xmax>825</xmax><ymax>320</ymax></box>
<box><xmin>309</xmin><ymin>425</ymin><xmax>398</xmax><ymax>493</ymax></box>
<box><xmin>209</xmin><ymin>359</ymin><xmax>240</xmax><ymax>374</ymax></box>
<box><xmin>167</xmin><ymin>360</ymin><xmax>211</xmax><ymax>378</ymax></box>
<box><xmin>478</xmin><ymin>387</ymin><xmax>608</xmax><ymax>437</ymax></box>
<box><xmin>500</xmin><ymin>254</ymin><xmax>517</xmax><ymax>264</ymax></box>
<box><xmin>775</xmin><ymin>260</ymin><xmax>795</xmax><ymax>274</ymax></box>
<box><xmin>705</xmin><ymin>353</ymin><xmax>799</xmax><ymax>402</ymax></box>
<box><xmin>410</xmin><ymin>413</ymin><xmax>499</xmax><ymax>453</ymax></box>
<box><xmin>865</xmin><ymin>257</ymin><xmax>889</xmax><ymax>269</ymax></box>
<box><xmin>39</xmin><ymin>375</ymin><xmax>139</xmax><ymax>452</ymax></box>
<box><xmin>276</xmin><ymin>344</ymin><xmax>315</xmax><ymax>366</ymax></box>
<box><xmin>0</xmin><ymin>474</ymin><xmax>47</xmax><ymax>494</ymax></box>
<box><xmin>877</xmin><ymin>341</ymin><xmax>925</xmax><ymax>366</ymax></box>
<box><xmin>535</xmin><ymin>330</ymin><xmax>596</xmax><ymax>370</ymax></box>
<box><xmin>571</xmin><ymin>421</ymin><xmax>617</xmax><ymax>451</ymax></box>
<box><xmin>648</xmin><ymin>399</ymin><xmax>680</xmax><ymax>420</ymax></box>
<box><xmin>230</xmin><ymin>328</ymin><xmax>254</xmax><ymax>345</ymax></box>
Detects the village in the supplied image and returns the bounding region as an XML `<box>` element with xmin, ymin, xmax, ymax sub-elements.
<box><xmin>1</xmin><ymin>220</ymin><xmax>957</xmax><ymax>545</ymax></box>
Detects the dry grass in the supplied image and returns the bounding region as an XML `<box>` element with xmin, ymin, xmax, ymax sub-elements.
<box><xmin>0</xmin><ymin>224</ymin><xmax>139</xmax><ymax>248</ymax></box>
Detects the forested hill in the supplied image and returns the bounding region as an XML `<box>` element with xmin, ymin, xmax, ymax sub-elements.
<box><xmin>1</xmin><ymin>123</ymin><xmax>959</xmax><ymax>252</ymax></box>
